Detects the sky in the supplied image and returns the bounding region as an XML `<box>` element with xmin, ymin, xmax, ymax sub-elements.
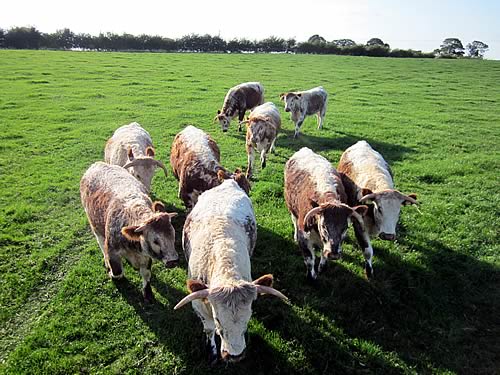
<box><xmin>1</xmin><ymin>0</ymin><xmax>499</xmax><ymax>59</ymax></box>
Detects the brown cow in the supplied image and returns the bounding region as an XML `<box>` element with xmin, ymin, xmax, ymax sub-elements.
<box><xmin>284</xmin><ymin>147</ymin><xmax>367</xmax><ymax>280</ymax></box>
<box><xmin>80</xmin><ymin>162</ymin><xmax>178</xmax><ymax>302</ymax></box>
<box><xmin>170</xmin><ymin>125</ymin><xmax>250</xmax><ymax>209</ymax></box>
<box><xmin>215</xmin><ymin>82</ymin><xmax>265</xmax><ymax>132</ymax></box>
<box><xmin>241</xmin><ymin>102</ymin><xmax>281</xmax><ymax>178</ymax></box>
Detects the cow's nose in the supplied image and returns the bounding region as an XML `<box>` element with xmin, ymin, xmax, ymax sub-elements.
<box><xmin>221</xmin><ymin>350</ymin><xmax>245</xmax><ymax>363</ymax></box>
<box><xmin>324</xmin><ymin>249</ymin><xmax>341</xmax><ymax>260</ymax></box>
<box><xmin>164</xmin><ymin>259</ymin><xmax>178</xmax><ymax>268</ymax></box>
<box><xmin>222</xmin><ymin>129</ymin><xmax>228</xmax><ymax>133</ymax></box>
<box><xmin>285</xmin><ymin>108</ymin><xmax>291</xmax><ymax>112</ymax></box>
<box><xmin>379</xmin><ymin>233</ymin><xmax>396</xmax><ymax>241</ymax></box>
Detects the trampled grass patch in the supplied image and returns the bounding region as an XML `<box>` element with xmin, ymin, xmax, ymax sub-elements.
<box><xmin>0</xmin><ymin>50</ymin><xmax>499</xmax><ymax>374</ymax></box>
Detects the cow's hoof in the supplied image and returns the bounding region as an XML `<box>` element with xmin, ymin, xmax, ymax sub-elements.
<box><xmin>143</xmin><ymin>284</ymin><xmax>154</xmax><ymax>303</ymax></box>
<box><xmin>365</xmin><ymin>264</ymin><xmax>374</xmax><ymax>279</ymax></box>
<box><xmin>261</xmin><ymin>160</ymin><xmax>266</xmax><ymax>169</ymax></box>
<box><xmin>306</xmin><ymin>272</ymin><xmax>318</xmax><ymax>285</ymax></box>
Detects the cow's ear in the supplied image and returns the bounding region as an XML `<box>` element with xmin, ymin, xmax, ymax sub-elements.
<box><xmin>279</xmin><ymin>93</ymin><xmax>286</xmax><ymax>101</ymax></box>
<box><xmin>146</xmin><ymin>146</ymin><xmax>155</xmax><ymax>157</ymax></box>
<box><xmin>217</xmin><ymin>109</ymin><xmax>221</xmax><ymax>114</ymax></box>
<box><xmin>253</xmin><ymin>274</ymin><xmax>273</xmax><ymax>287</ymax></box>
<box><xmin>152</xmin><ymin>201</ymin><xmax>166</xmax><ymax>212</ymax></box>
<box><xmin>408</xmin><ymin>193</ymin><xmax>417</xmax><ymax>200</ymax></box>
<box><xmin>187</xmin><ymin>279</ymin><xmax>208</xmax><ymax>293</ymax></box>
<box><xmin>127</xmin><ymin>148</ymin><xmax>134</xmax><ymax>161</ymax></box>
<box><xmin>122</xmin><ymin>226</ymin><xmax>142</xmax><ymax>241</ymax></box>
<box><xmin>361</xmin><ymin>188</ymin><xmax>373</xmax><ymax>197</ymax></box>
<box><xmin>353</xmin><ymin>205</ymin><xmax>368</xmax><ymax>217</ymax></box>
<box><xmin>402</xmin><ymin>193</ymin><xmax>418</xmax><ymax>206</ymax></box>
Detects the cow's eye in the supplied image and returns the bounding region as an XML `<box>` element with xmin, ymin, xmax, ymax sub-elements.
<box><xmin>153</xmin><ymin>239</ymin><xmax>160</xmax><ymax>246</ymax></box>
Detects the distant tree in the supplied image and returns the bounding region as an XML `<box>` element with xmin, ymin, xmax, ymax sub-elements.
<box><xmin>466</xmin><ymin>41</ymin><xmax>488</xmax><ymax>58</ymax></box>
<box><xmin>332</xmin><ymin>39</ymin><xmax>356</xmax><ymax>47</ymax></box>
<box><xmin>53</xmin><ymin>28</ymin><xmax>75</xmax><ymax>49</ymax></box>
<box><xmin>0</xmin><ymin>28</ymin><xmax>5</xmax><ymax>48</ymax></box>
<box><xmin>438</xmin><ymin>38</ymin><xmax>464</xmax><ymax>57</ymax></box>
<box><xmin>5</xmin><ymin>26</ymin><xmax>42</xmax><ymax>49</ymax></box>
<box><xmin>308</xmin><ymin>34</ymin><xmax>326</xmax><ymax>44</ymax></box>
<box><xmin>259</xmin><ymin>36</ymin><xmax>286</xmax><ymax>52</ymax></box>
<box><xmin>74</xmin><ymin>33</ymin><xmax>95</xmax><ymax>50</ymax></box>
<box><xmin>285</xmin><ymin>38</ymin><xmax>296</xmax><ymax>52</ymax></box>
<box><xmin>366</xmin><ymin>38</ymin><xmax>390</xmax><ymax>49</ymax></box>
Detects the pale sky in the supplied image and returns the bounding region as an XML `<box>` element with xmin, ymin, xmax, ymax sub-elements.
<box><xmin>1</xmin><ymin>0</ymin><xmax>499</xmax><ymax>59</ymax></box>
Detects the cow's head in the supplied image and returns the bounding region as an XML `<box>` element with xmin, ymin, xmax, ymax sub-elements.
<box><xmin>123</xmin><ymin>148</ymin><xmax>168</xmax><ymax>190</ymax></box>
<box><xmin>304</xmin><ymin>202</ymin><xmax>368</xmax><ymax>259</ymax></box>
<box><xmin>217</xmin><ymin>169</ymin><xmax>251</xmax><ymax>195</ymax></box>
<box><xmin>279</xmin><ymin>92</ymin><xmax>302</xmax><ymax>113</ymax></box>
<box><xmin>215</xmin><ymin>110</ymin><xmax>231</xmax><ymax>132</ymax></box>
<box><xmin>359</xmin><ymin>189</ymin><xmax>418</xmax><ymax>240</ymax></box>
<box><xmin>122</xmin><ymin>202</ymin><xmax>179</xmax><ymax>267</ymax></box>
<box><xmin>174</xmin><ymin>274</ymin><xmax>287</xmax><ymax>362</ymax></box>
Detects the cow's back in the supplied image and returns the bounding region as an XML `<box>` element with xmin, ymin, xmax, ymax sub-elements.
<box><xmin>304</xmin><ymin>87</ymin><xmax>327</xmax><ymax>115</ymax></box>
<box><xmin>105</xmin><ymin>123</ymin><xmax>153</xmax><ymax>165</ymax></box>
<box><xmin>250</xmin><ymin>102</ymin><xmax>281</xmax><ymax>129</ymax></box>
<box><xmin>80</xmin><ymin>162</ymin><xmax>149</xmax><ymax>236</ymax></box>
<box><xmin>338</xmin><ymin>141</ymin><xmax>393</xmax><ymax>196</ymax></box>
<box><xmin>285</xmin><ymin>148</ymin><xmax>344</xmax><ymax>224</ymax></box>
<box><xmin>183</xmin><ymin>180</ymin><xmax>256</xmax><ymax>270</ymax></box>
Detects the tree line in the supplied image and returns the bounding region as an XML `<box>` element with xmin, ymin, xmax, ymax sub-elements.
<box><xmin>0</xmin><ymin>27</ymin><xmax>489</xmax><ymax>59</ymax></box>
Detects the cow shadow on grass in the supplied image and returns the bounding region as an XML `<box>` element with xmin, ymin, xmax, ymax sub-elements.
<box><xmin>273</xmin><ymin>129</ymin><xmax>415</xmax><ymax>164</ymax></box>
<box><xmin>252</xmin><ymin>225</ymin><xmax>500</xmax><ymax>374</ymax></box>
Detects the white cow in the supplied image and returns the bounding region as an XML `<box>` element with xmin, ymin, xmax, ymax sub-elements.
<box><xmin>174</xmin><ymin>179</ymin><xmax>287</xmax><ymax>363</ymax></box>
<box><xmin>104</xmin><ymin>122</ymin><xmax>168</xmax><ymax>191</ymax></box>
<box><xmin>280</xmin><ymin>86</ymin><xmax>328</xmax><ymax>138</ymax></box>
<box><xmin>338</xmin><ymin>141</ymin><xmax>418</xmax><ymax>277</ymax></box>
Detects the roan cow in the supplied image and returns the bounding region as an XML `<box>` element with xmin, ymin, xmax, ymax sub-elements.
<box><xmin>170</xmin><ymin>125</ymin><xmax>250</xmax><ymax>210</ymax></box>
<box><xmin>215</xmin><ymin>82</ymin><xmax>265</xmax><ymax>132</ymax></box>
<box><xmin>174</xmin><ymin>179</ymin><xmax>288</xmax><ymax>364</ymax></box>
<box><xmin>104</xmin><ymin>122</ymin><xmax>168</xmax><ymax>192</ymax></box>
<box><xmin>241</xmin><ymin>102</ymin><xmax>281</xmax><ymax>178</ymax></box>
<box><xmin>338</xmin><ymin>140</ymin><xmax>417</xmax><ymax>256</ymax></box>
<box><xmin>80</xmin><ymin>162</ymin><xmax>178</xmax><ymax>302</ymax></box>
<box><xmin>284</xmin><ymin>147</ymin><xmax>367</xmax><ymax>280</ymax></box>
<box><xmin>279</xmin><ymin>86</ymin><xmax>328</xmax><ymax>138</ymax></box>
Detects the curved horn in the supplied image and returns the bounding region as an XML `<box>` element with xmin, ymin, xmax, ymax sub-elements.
<box><xmin>154</xmin><ymin>160</ymin><xmax>169</xmax><ymax>177</ymax></box>
<box><xmin>303</xmin><ymin>206</ymin><xmax>323</xmax><ymax>227</ymax></box>
<box><xmin>173</xmin><ymin>289</ymin><xmax>210</xmax><ymax>310</ymax></box>
<box><xmin>359</xmin><ymin>193</ymin><xmax>377</xmax><ymax>203</ymax></box>
<box><xmin>123</xmin><ymin>159</ymin><xmax>142</xmax><ymax>169</ymax></box>
<box><xmin>395</xmin><ymin>191</ymin><xmax>418</xmax><ymax>205</ymax></box>
<box><xmin>255</xmin><ymin>285</ymin><xmax>288</xmax><ymax>302</ymax></box>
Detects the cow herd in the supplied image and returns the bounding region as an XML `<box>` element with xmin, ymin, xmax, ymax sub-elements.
<box><xmin>80</xmin><ymin>81</ymin><xmax>418</xmax><ymax>364</ymax></box>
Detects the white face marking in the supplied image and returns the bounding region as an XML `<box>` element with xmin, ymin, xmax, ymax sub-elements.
<box><xmin>374</xmin><ymin>197</ymin><xmax>402</xmax><ymax>235</ymax></box>
<box><xmin>211</xmin><ymin>298</ymin><xmax>253</xmax><ymax>357</ymax></box>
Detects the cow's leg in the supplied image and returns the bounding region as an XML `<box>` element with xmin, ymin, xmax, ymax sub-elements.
<box><xmin>139</xmin><ymin>258</ymin><xmax>153</xmax><ymax>303</ymax></box>
<box><xmin>294</xmin><ymin>117</ymin><xmax>305</xmax><ymax>138</ymax></box>
<box><xmin>352</xmin><ymin>218</ymin><xmax>374</xmax><ymax>278</ymax></box>
<box><xmin>106</xmin><ymin>246</ymin><xmax>124</xmax><ymax>279</ymax></box>
<box><xmin>318</xmin><ymin>107</ymin><xmax>326</xmax><ymax>130</ymax></box>
<box><xmin>270</xmin><ymin>136</ymin><xmax>277</xmax><ymax>154</ymax></box>
<box><xmin>291</xmin><ymin>214</ymin><xmax>299</xmax><ymax>242</ymax></box>
<box><xmin>193</xmin><ymin>301</ymin><xmax>218</xmax><ymax>364</ymax></box>
<box><xmin>318</xmin><ymin>252</ymin><xmax>328</xmax><ymax>274</ymax></box>
<box><xmin>260</xmin><ymin>148</ymin><xmax>267</xmax><ymax>169</ymax></box>
<box><xmin>238</xmin><ymin>110</ymin><xmax>245</xmax><ymax>131</ymax></box>
<box><xmin>246</xmin><ymin>143</ymin><xmax>254</xmax><ymax>179</ymax></box>
<box><xmin>298</xmin><ymin>231</ymin><xmax>317</xmax><ymax>281</ymax></box>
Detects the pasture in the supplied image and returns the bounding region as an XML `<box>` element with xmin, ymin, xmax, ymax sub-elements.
<box><xmin>0</xmin><ymin>50</ymin><xmax>499</xmax><ymax>374</ymax></box>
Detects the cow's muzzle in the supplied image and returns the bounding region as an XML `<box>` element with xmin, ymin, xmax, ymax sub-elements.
<box><xmin>222</xmin><ymin>129</ymin><xmax>228</xmax><ymax>133</ymax></box>
<box><xmin>379</xmin><ymin>233</ymin><xmax>396</xmax><ymax>241</ymax></box>
<box><xmin>324</xmin><ymin>249</ymin><xmax>341</xmax><ymax>260</ymax></box>
<box><xmin>221</xmin><ymin>349</ymin><xmax>246</xmax><ymax>363</ymax></box>
<box><xmin>164</xmin><ymin>259</ymin><xmax>179</xmax><ymax>268</ymax></box>
<box><xmin>285</xmin><ymin>108</ymin><xmax>291</xmax><ymax>112</ymax></box>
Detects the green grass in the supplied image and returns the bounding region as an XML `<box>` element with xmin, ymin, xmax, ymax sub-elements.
<box><xmin>0</xmin><ymin>50</ymin><xmax>499</xmax><ymax>374</ymax></box>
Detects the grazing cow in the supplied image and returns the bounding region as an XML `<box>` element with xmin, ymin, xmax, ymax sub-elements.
<box><xmin>215</xmin><ymin>82</ymin><xmax>265</xmax><ymax>132</ymax></box>
<box><xmin>170</xmin><ymin>125</ymin><xmax>250</xmax><ymax>210</ymax></box>
<box><xmin>80</xmin><ymin>162</ymin><xmax>178</xmax><ymax>302</ymax></box>
<box><xmin>284</xmin><ymin>147</ymin><xmax>367</xmax><ymax>280</ymax></box>
<box><xmin>338</xmin><ymin>140</ymin><xmax>418</xmax><ymax>243</ymax></box>
<box><xmin>279</xmin><ymin>86</ymin><xmax>328</xmax><ymax>138</ymax></box>
<box><xmin>104</xmin><ymin>122</ymin><xmax>168</xmax><ymax>192</ymax></box>
<box><xmin>242</xmin><ymin>102</ymin><xmax>281</xmax><ymax>178</ymax></box>
<box><xmin>174</xmin><ymin>179</ymin><xmax>288</xmax><ymax>364</ymax></box>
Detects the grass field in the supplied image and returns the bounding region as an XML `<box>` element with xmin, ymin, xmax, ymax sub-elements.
<box><xmin>0</xmin><ymin>50</ymin><xmax>499</xmax><ymax>374</ymax></box>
